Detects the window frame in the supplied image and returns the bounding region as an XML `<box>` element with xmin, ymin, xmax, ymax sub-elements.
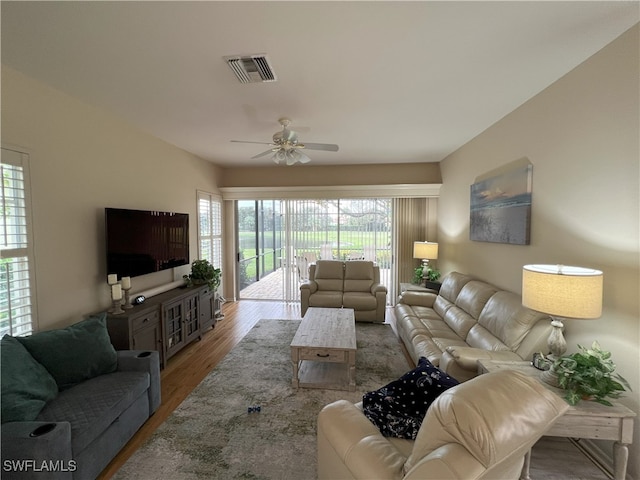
<box><xmin>197</xmin><ymin>190</ymin><xmax>223</xmax><ymax>271</ymax></box>
<box><xmin>1</xmin><ymin>145</ymin><xmax>37</xmax><ymax>336</ymax></box>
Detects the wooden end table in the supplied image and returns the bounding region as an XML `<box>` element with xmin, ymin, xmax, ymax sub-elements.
<box><xmin>400</xmin><ymin>282</ymin><xmax>440</xmax><ymax>294</ymax></box>
<box><xmin>477</xmin><ymin>360</ymin><xmax>636</xmax><ymax>480</ymax></box>
<box><xmin>290</xmin><ymin>307</ymin><xmax>357</xmax><ymax>391</ymax></box>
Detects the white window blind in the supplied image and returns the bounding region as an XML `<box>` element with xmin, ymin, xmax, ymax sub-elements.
<box><xmin>1</xmin><ymin>147</ymin><xmax>35</xmax><ymax>336</ymax></box>
<box><xmin>197</xmin><ymin>191</ymin><xmax>223</xmax><ymax>270</ymax></box>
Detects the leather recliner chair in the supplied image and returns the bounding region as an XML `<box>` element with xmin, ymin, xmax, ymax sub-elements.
<box><xmin>317</xmin><ymin>369</ymin><xmax>569</xmax><ymax>480</ymax></box>
<box><xmin>300</xmin><ymin>260</ymin><xmax>387</xmax><ymax>323</ymax></box>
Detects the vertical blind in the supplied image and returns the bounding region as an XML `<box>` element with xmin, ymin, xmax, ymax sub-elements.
<box><xmin>392</xmin><ymin>198</ymin><xmax>433</xmax><ymax>299</ymax></box>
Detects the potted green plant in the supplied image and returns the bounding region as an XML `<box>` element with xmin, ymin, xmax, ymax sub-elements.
<box><xmin>412</xmin><ymin>267</ymin><xmax>424</xmax><ymax>285</ymax></box>
<box><xmin>413</xmin><ymin>265</ymin><xmax>441</xmax><ymax>284</ymax></box>
<box><xmin>183</xmin><ymin>259</ymin><xmax>221</xmax><ymax>290</ymax></box>
<box><xmin>552</xmin><ymin>341</ymin><xmax>631</xmax><ymax>406</ymax></box>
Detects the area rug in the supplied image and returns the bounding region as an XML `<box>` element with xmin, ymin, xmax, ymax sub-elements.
<box><xmin>114</xmin><ymin>319</ymin><xmax>411</xmax><ymax>480</ymax></box>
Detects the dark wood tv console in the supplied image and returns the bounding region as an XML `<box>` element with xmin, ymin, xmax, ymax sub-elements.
<box><xmin>106</xmin><ymin>284</ymin><xmax>217</xmax><ymax>368</ymax></box>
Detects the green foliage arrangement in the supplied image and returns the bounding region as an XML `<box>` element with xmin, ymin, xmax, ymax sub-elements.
<box><xmin>412</xmin><ymin>265</ymin><xmax>441</xmax><ymax>284</ymax></box>
<box><xmin>553</xmin><ymin>341</ymin><xmax>631</xmax><ymax>406</ymax></box>
<box><xmin>183</xmin><ymin>259</ymin><xmax>221</xmax><ymax>290</ymax></box>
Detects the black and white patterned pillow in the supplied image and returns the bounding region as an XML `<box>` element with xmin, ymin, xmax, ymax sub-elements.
<box><xmin>362</xmin><ymin>357</ymin><xmax>459</xmax><ymax>439</ymax></box>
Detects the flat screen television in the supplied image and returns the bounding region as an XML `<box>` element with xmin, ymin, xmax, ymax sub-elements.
<box><xmin>105</xmin><ymin>208</ymin><xmax>189</xmax><ymax>278</ymax></box>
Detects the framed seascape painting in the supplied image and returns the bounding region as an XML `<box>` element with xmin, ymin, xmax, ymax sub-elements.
<box><xmin>470</xmin><ymin>163</ymin><xmax>532</xmax><ymax>245</ymax></box>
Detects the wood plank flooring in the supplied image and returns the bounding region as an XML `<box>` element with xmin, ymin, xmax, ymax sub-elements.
<box><xmin>98</xmin><ymin>301</ymin><xmax>610</xmax><ymax>480</ymax></box>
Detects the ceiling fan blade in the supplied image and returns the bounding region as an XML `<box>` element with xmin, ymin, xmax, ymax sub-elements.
<box><xmin>251</xmin><ymin>149</ymin><xmax>276</xmax><ymax>159</ymax></box>
<box><xmin>301</xmin><ymin>142</ymin><xmax>339</xmax><ymax>152</ymax></box>
<box><xmin>230</xmin><ymin>140</ymin><xmax>275</xmax><ymax>146</ymax></box>
<box><xmin>296</xmin><ymin>151</ymin><xmax>312</xmax><ymax>164</ymax></box>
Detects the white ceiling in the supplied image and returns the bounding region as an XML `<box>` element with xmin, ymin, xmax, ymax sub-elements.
<box><xmin>2</xmin><ymin>1</ymin><xmax>638</xmax><ymax>167</ymax></box>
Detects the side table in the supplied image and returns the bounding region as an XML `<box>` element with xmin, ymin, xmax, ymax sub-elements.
<box><xmin>477</xmin><ymin>360</ymin><xmax>636</xmax><ymax>480</ymax></box>
<box><xmin>400</xmin><ymin>282</ymin><xmax>440</xmax><ymax>294</ymax></box>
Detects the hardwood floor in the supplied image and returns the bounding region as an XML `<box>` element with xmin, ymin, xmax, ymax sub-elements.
<box><xmin>98</xmin><ymin>300</ymin><xmax>300</xmax><ymax>479</ymax></box>
<box><xmin>99</xmin><ymin>301</ymin><xmax>610</xmax><ymax>480</ymax></box>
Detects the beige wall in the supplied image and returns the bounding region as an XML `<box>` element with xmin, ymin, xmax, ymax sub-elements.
<box><xmin>439</xmin><ymin>25</ymin><xmax>639</xmax><ymax>476</ymax></box>
<box><xmin>1</xmin><ymin>67</ymin><xmax>222</xmax><ymax>330</ymax></box>
<box><xmin>221</xmin><ymin>162</ymin><xmax>441</xmax><ymax>187</ymax></box>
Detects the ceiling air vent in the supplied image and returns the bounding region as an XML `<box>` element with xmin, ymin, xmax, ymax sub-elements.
<box><xmin>224</xmin><ymin>54</ymin><xmax>277</xmax><ymax>84</ymax></box>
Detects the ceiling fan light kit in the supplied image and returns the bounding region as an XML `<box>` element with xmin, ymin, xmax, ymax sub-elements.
<box><xmin>231</xmin><ymin>117</ymin><xmax>339</xmax><ymax>166</ymax></box>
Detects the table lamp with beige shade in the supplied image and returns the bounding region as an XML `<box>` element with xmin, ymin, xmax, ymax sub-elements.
<box><xmin>413</xmin><ymin>241</ymin><xmax>438</xmax><ymax>286</ymax></box>
<box><xmin>522</xmin><ymin>264</ymin><xmax>604</xmax><ymax>386</ymax></box>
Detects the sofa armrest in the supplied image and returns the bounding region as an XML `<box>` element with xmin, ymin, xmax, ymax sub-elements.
<box><xmin>1</xmin><ymin>422</ymin><xmax>73</xmax><ymax>479</ymax></box>
<box><xmin>117</xmin><ymin>350</ymin><xmax>161</xmax><ymax>414</ymax></box>
<box><xmin>370</xmin><ymin>283</ymin><xmax>387</xmax><ymax>294</ymax></box>
<box><xmin>299</xmin><ymin>281</ymin><xmax>318</xmax><ymax>294</ymax></box>
<box><xmin>397</xmin><ymin>291</ymin><xmax>437</xmax><ymax>307</ymax></box>
<box><xmin>444</xmin><ymin>346</ymin><xmax>522</xmax><ymax>371</ymax></box>
<box><xmin>318</xmin><ymin>400</ymin><xmax>407</xmax><ymax>480</ymax></box>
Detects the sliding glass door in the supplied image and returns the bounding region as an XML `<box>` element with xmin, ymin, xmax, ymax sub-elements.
<box><xmin>237</xmin><ymin>200</ymin><xmax>283</xmax><ymax>295</ymax></box>
<box><xmin>238</xmin><ymin>198</ymin><xmax>393</xmax><ymax>302</ymax></box>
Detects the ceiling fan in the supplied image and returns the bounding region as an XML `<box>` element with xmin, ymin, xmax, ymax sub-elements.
<box><xmin>231</xmin><ymin>118</ymin><xmax>339</xmax><ymax>165</ymax></box>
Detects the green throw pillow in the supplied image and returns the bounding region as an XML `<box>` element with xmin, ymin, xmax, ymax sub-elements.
<box><xmin>16</xmin><ymin>313</ymin><xmax>118</xmax><ymax>390</ymax></box>
<box><xmin>1</xmin><ymin>334</ymin><xmax>59</xmax><ymax>423</ymax></box>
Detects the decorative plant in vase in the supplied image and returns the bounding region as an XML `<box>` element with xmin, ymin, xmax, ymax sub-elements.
<box><xmin>413</xmin><ymin>265</ymin><xmax>441</xmax><ymax>286</ymax></box>
<box><xmin>183</xmin><ymin>259</ymin><xmax>221</xmax><ymax>290</ymax></box>
<box><xmin>553</xmin><ymin>341</ymin><xmax>631</xmax><ymax>406</ymax></box>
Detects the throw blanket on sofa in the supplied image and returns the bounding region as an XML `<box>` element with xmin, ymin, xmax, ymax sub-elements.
<box><xmin>362</xmin><ymin>357</ymin><xmax>459</xmax><ymax>439</ymax></box>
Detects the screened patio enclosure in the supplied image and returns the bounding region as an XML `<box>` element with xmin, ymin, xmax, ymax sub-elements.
<box><xmin>237</xmin><ymin>198</ymin><xmax>393</xmax><ymax>302</ymax></box>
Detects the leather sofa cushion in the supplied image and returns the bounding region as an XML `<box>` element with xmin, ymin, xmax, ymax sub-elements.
<box><xmin>432</xmin><ymin>295</ymin><xmax>455</xmax><ymax>319</ymax></box>
<box><xmin>36</xmin><ymin>371</ymin><xmax>149</xmax><ymax>455</ymax></box>
<box><xmin>438</xmin><ymin>271</ymin><xmax>473</xmax><ymax>304</ymax></box>
<box><xmin>344</xmin><ymin>261</ymin><xmax>375</xmax><ymax>292</ymax></box>
<box><xmin>477</xmin><ymin>291</ymin><xmax>549</xmax><ymax>350</ymax></box>
<box><xmin>455</xmin><ymin>281</ymin><xmax>498</xmax><ymax>319</ymax></box>
<box><xmin>314</xmin><ymin>260</ymin><xmax>344</xmax><ymax>292</ymax></box>
<box><xmin>441</xmin><ymin>305</ymin><xmax>477</xmax><ymax>340</ymax></box>
<box><xmin>408</xmin><ymin>335</ymin><xmax>466</xmax><ymax>366</ymax></box>
<box><xmin>308</xmin><ymin>291</ymin><xmax>343</xmax><ymax>309</ymax></box>
<box><xmin>465</xmin><ymin>324</ymin><xmax>511</xmax><ymax>351</ymax></box>
<box><xmin>343</xmin><ymin>292</ymin><xmax>377</xmax><ymax>311</ymax></box>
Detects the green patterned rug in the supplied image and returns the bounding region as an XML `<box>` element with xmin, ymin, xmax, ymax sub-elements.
<box><xmin>115</xmin><ymin>319</ymin><xmax>411</xmax><ymax>479</ymax></box>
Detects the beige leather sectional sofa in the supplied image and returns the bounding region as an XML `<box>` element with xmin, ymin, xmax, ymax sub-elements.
<box><xmin>394</xmin><ymin>272</ymin><xmax>552</xmax><ymax>382</ymax></box>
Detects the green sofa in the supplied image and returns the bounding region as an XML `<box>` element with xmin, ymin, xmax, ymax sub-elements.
<box><xmin>1</xmin><ymin>313</ymin><xmax>161</xmax><ymax>479</ymax></box>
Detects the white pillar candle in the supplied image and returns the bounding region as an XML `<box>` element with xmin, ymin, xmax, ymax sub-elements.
<box><xmin>107</xmin><ymin>274</ymin><xmax>118</xmax><ymax>285</ymax></box>
<box><xmin>111</xmin><ymin>284</ymin><xmax>122</xmax><ymax>301</ymax></box>
<box><xmin>121</xmin><ymin>276</ymin><xmax>131</xmax><ymax>289</ymax></box>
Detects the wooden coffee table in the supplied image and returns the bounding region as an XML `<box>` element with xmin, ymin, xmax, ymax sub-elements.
<box><xmin>290</xmin><ymin>307</ymin><xmax>356</xmax><ymax>391</ymax></box>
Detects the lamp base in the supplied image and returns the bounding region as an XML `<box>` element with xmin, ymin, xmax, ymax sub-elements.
<box><xmin>539</xmin><ymin>353</ymin><xmax>561</xmax><ymax>387</ymax></box>
<box><xmin>540</xmin><ymin>367</ymin><xmax>561</xmax><ymax>387</ymax></box>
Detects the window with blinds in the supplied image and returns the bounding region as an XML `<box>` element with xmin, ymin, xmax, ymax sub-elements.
<box><xmin>1</xmin><ymin>147</ymin><xmax>35</xmax><ymax>337</ymax></box>
<box><xmin>197</xmin><ymin>191</ymin><xmax>223</xmax><ymax>271</ymax></box>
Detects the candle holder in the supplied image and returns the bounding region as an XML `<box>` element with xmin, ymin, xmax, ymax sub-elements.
<box><xmin>122</xmin><ymin>286</ymin><xmax>133</xmax><ymax>310</ymax></box>
<box><xmin>109</xmin><ymin>298</ymin><xmax>124</xmax><ymax>315</ymax></box>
